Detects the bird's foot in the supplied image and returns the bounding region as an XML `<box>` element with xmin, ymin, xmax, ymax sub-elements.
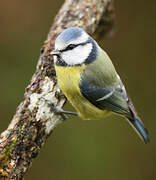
<box><xmin>41</xmin><ymin>97</ymin><xmax>78</xmax><ymax>120</ymax></box>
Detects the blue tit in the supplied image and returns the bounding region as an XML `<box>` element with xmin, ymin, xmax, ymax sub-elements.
<box><xmin>51</xmin><ymin>27</ymin><xmax>149</xmax><ymax>143</ymax></box>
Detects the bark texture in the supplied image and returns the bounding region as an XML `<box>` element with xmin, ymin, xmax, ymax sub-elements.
<box><xmin>0</xmin><ymin>0</ymin><xmax>115</xmax><ymax>179</ymax></box>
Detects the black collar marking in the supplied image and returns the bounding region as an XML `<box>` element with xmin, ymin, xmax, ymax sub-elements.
<box><xmin>85</xmin><ymin>37</ymin><xmax>97</xmax><ymax>65</ymax></box>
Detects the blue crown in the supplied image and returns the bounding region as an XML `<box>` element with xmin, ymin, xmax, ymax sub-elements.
<box><xmin>56</xmin><ymin>27</ymin><xmax>83</xmax><ymax>43</ymax></box>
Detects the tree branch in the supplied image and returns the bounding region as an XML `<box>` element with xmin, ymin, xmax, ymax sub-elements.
<box><xmin>0</xmin><ymin>0</ymin><xmax>115</xmax><ymax>179</ymax></box>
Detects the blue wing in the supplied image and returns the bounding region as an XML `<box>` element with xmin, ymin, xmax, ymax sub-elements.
<box><xmin>79</xmin><ymin>74</ymin><xmax>132</xmax><ymax>118</ymax></box>
<box><xmin>79</xmin><ymin>74</ymin><xmax>149</xmax><ymax>143</ymax></box>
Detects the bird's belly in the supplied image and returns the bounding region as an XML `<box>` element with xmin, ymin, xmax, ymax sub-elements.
<box><xmin>55</xmin><ymin>66</ymin><xmax>110</xmax><ymax>120</ymax></box>
<box><xmin>64</xmin><ymin>87</ymin><xmax>110</xmax><ymax>120</ymax></box>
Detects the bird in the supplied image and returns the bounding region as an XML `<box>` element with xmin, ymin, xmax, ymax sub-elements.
<box><xmin>50</xmin><ymin>27</ymin><xmax>149</xmax><ymax>143</ymax></box>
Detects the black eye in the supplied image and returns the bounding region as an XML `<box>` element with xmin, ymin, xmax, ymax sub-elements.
<box><xmin>66</xmin><ymin>44</ymin><xmax>77</xmax><ymax>50</ymax></box>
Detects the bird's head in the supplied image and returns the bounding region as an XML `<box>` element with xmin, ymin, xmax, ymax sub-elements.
<box><xmin>51</xmin><ymin>27</ymin><xmax>98</xmax><ymax>66</ymax></box>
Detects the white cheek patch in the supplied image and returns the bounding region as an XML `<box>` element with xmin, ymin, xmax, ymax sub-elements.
<box><xmin>62</xmin><ymin>43</ymin><xmax>93</xmax><ymax>65</ymax></box>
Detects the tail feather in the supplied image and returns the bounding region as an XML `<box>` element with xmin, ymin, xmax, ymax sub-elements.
<box><xmin>127</xmin><ymin>117</ymin><xmax>149</xmax><ymax>144</ymax></box>
<box><xmin>126</xmin><ymin>98</ymin><xmax>149</xmax><ymax>143</ymax></box>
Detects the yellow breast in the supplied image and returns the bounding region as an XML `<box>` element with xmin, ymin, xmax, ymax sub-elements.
<box><xmin>55</xmin><ymin>65</ymin><xmax>110</xmax><ymax>120</ymax></box>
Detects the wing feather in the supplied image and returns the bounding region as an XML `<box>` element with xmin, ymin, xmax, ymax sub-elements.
<box><xmin>80</xmin><ymin>74</ymin><xmax>132</xmax><ymax>117</ymax></box>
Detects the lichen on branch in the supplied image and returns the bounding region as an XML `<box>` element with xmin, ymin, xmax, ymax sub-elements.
<box><xmin>0</xmin><ymin>0</ymin><xmax>115</xmax><ymax>179</ymax></box>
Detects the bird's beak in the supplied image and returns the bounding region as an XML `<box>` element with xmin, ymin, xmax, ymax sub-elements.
<box><xmin>50</xmin><ymin>50</ymin><xmax>60</xmax><ymax>56</ymax></box>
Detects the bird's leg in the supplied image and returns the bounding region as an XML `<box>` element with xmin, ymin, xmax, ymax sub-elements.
<box><xmin>41</xmin><ymin>97</ymin><xmax>78</xmax><ymax>120</ymax></box>
<box><xmin>48</xmin><ymin>102</ymin><xmax>78</xmax><ymax>116</ymax></box>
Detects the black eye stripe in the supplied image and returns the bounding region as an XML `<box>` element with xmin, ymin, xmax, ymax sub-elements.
<box><xmin>55</xmin><ymin>37</ymin><xmax>97</xmax><ymax>67</ymax></box>
<box><xmin>65</xmin><ymin>44</ymin><xmax>78</xmax><ymax>51</ymax></box>
<box><xmin>60</xmin><ymin>41</ymin><xmax>90</xmax><ymax>52</ymax></box>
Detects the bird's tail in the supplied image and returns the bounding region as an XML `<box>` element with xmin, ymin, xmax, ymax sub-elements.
<box><xmin>126</xmin><ymin>98</ymin><xmax>149</xmax><ymax>143</ymax></box>
<box><xmin>127</xmin><ymin>117</ymin><xmax>149</xmax><ymax>143</ymax></box>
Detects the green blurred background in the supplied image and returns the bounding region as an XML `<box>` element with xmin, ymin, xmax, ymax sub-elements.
<box><xmin>0</xmin><ymin>0</ymin><xmax>156</xmax><ymax>179</ymax></box>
